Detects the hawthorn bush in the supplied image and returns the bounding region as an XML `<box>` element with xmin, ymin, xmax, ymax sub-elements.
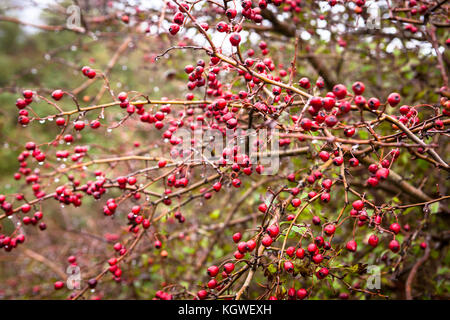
<box><xmin>0</xmin><ymin>0</ymin><xmax>449</xmax><ymax>300</ymax></box>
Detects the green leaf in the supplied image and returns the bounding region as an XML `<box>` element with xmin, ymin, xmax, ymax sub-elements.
<box><xmin>267</xmin><ymin>264</ymin><xmax>277</xmax><ymax>274</ymax></box>
<box><xmin>430</xmin><ymin>202</ymin><xmax>439</xmax><ymax>214</ymax></box>
<box><xmin>291</xmin><ymin>225</ymin><xmax>307</xmax><ymax>236</ymax></box>
<box><xmin>183</xmin><ymin>246</ymin><xmax>195</xmax><ymax>255</ymax></box>
<box><xmin>209</xmin><ymin>209</ymin><xmax>220</xmax><ymax>219</ymax></box>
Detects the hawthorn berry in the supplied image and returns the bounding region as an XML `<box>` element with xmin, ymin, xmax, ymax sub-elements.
<box><xmin>389</xmin><ymin>223</ymin><xmax>401</xmax><ymax>234</ymax></box>
<box><xmin>207</xmin><ymin>265</ymin><xmax>219</xmax><ymax>277</ymax></box>
<box><xmin>229</xmin><ymin>33</ymin><xmax>241</xmax><ymax>46</ymax></box>
<box><xmin>247</xmin><ymin>239</ymin><xmax>257</xmax><ymax>252</ymax></box>
<box><xmin>387</xmin><ymin>92</ymin><xmax>401</xmax><ymax>107</ymax></box>
<box><xmin>389</xmin><ymin>239</ymin><xmax>400</xmax><ymax>253</ymax></box>
<box><xmin>368</xmin><ymin>97</ymin><xmax>381</xmax><ymax>110</ymax></box>
<box><xmin>51</xmin><ymin>90</ymin><xmax>64</xmax><ymax>101</ymax></box>
<box><xmin>232</xmin><ymin>232</ymin><xmax>242</xmax><ymax>243</ymax></box>
<box><xmin>291</xmin><ymin>198</ymin><xmax>301</xmax><ymax>207</ymax></box>
<box><xmin>261</xmin><ymin>235</ymin><xmax>273</xmax><ymax>247</ymax></box>
<box><xmin>284</xmin><ymin>261</ymin><xmax>294</xmax><ymax>273</ymax></box>
<box><xmin>54</xmin><ymin>281</ymin><xmax>64</xmax><ymax>290</ymax></box>
<box><xmin>376</xmin><ymin>168</ymin><xmax>389</xmax><ymax>180</ymax></box>
<box><xmin>258</xmin><ymin>203</ymin><xmax>268</xmax><ymax>213</ymax></box>
<box><xmin>312</xmin><ymin>216</ymin><xmax>321</xmax><ymax>225</ymax></box>
<box><xmin>352</xmin><ymin>81</ymin><xmax>365</xmax><ymax>95</ymax></box>
<box><xmin>352</xmin><ymin>200</ymin><xmax>364</xmax><ymax>211</ymax></box>
<box><xmin>224</xmin><ymin>262</ymin><xmax>235</xmax><ymax>274</ymax></box>
<box><xmin>324</xmin><ymin>224</ymin><xmax>336</xmax><ymax>236</ymax></box>
<box><xmin>299</xmin><ymin>77</ymin><xmax>311</xmax><ymax>89</ymax></box>
<box><xmin>319</xmin><ymin>151</ymin><xmax>330</xmax><ymax>162</ymax></box>
<box><xmin>368</xmin><ymin>234</ymin><xmax>379</xmax><ymax>247</ymax></box>
<box><xmin>316</xmin><ymin>267</ymin><xmax>329</xmax><ymax>279</ymax></box>
<box><xmin>346</xmin><ymin>240</ymin><xmax>357</xmax><ymax>252</ymax></box>
<box><xmin>267</xmin><ymin>224</ymin><xmax>279</xmax><ymax>238</ymax></box>
<box><xmin>231</xmin><ymin>178</ymin><xmax>241</xmax><ymax>188</ymax></box>
<box><xmin>237</xmin><ymin>241</ymin><xmax>248</xmax><ymax>253</ymax></box>
<box><xmin>225</xmin><ymin>8</ymin><xmax>237</xmax><ymax>19</ymax></box>
<box><xmin>332</xmin><ymin>84</ymin><xmax>347</xmax><ymax>99</ymax></box>
<box><xmin>197</xmin><ymin>290</ymin><xmax>208</xmax><ymax>300</ymax></box>
<box><xmin>169</xmin><ymin>24</ymin><xmax>180</xmax><ymax>35</ymax></box>
<box><xmin>207</xmin><ymin>279</ymin><xmax>217</xmax><ymax>289</ymax></box>
<box><xmin>296</xmin><ymin>248</ymin><xmax>305</xmax><ymax>259</ymax></box>
<box><xmin>286</xmin><ymin>246</ymin><xmax>295</xmax><ymax>257</ymax></box>
<box><xmin>312</xmin><ymin>254</ymin><xmax>324</xmax><ymax>264</ymax></box>
<box><xmin>297</xmin><ymin>288</ymin><xmax>308</xmax><ymax>300</ymax></box>
<box><xmin>74</xmin><ymin>121</ymin><xmax>85</xmax><ymax>131</ymax></box>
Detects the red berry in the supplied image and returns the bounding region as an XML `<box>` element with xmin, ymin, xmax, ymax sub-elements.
<box><xmin>237</xmin><ymin>241</ymin><xmax>248</xmax><ymax>253</ymax></box>
<box><xmin>299</xmin><ymin>77</ymin><xmax>311</xmax><ymax>89</ymax></box>
<box><xmin>300</xmin><ymin>118</ymin><xmax>313</xmax><ymax>131</ymax></box>
<box><xmin>231</xmin><ymin>233</ymin><xmax>241</xmax><ymax>243</ymax></box>
<box><xmin>207</xmin><ymin>279</ymin><xmax>217</xmax><ymax>289</ymax></box>
<box><xmin>286</xmin><ymin>246</ymin><xmax>295</xmax><ymax>257</ymax></box>
<box><xmin>376</xmin><ymin>168</ymin><xmax>389</xmax><ymax>180</ymax></box>
<box><xmin>389</xmin><ymin>239</ymin><xmax>400</xmax><ymax>253</ymax></box>
<box><xmin>319</xmin><ymin>151</ymin><xmax>330</xmax><ymax>162</ymax></box>
<box><xmin>247</xmin><ymin>239</ymin><xmax>257</xmax><ymax>252</ymax></box>
<box><xmin>349</xmin><ymin>158</ymin><xmax>359</xmax><ymax>167</ymax></box>
<box><xmin>321</xmin><ymin>192</ymin><xmax>330</xmax><ymax>203</ymax></box>
<box><xmin>296</xmin><ymin>248</ymin><xmax>305</xmax><ymax>259</ymax></box>
<box><xmin>368</xmin><ymin>97</ymin><xmax>380</xmax><ymax>110</ymax></box>
<box><xmin>352</xmin><ymin>200</ymin><xmax>364</xmax><ymax>211</ymax></box>
<box><xmin>207</xmin><ymin>265</ymin><xmax>219</xmax><ymax>277</ymax></box>
<box><xmin>346</xmin><ymin>240</ymin><xmax>357</xmax><ymax>252</ymax></box>
<box><xmin>224</xmin><ymin>262</ymin><xmax>235</xmax><ymax>274</ymax></box>
<box><xmin>169</xmin><ymin>24</ymin><xmax>180</xmax><ymax>35</ymax></box>
<box><xmin>325</xmin><ymin>115</ymin><xmax>338</xmax><ymax>127</ymax></box>
<box><xmin>261</xmin><ymin>235</ymin><xmax>273</xmax><ymax>247</ymax></box>
<box><xmin>354</xmin><ymin>95</ymin><xmax>366</xmax><ymax>108</ymax></box>
<box><xmin>226</xmin><ymin>8</ymin><xmax>237</xmax><ymax>19</ymax></box>
<box><xmin>312</xmin><ymin>216</ymin><xmax>321</xmax><ymax>225</ymax></box>
<box><xmin>332</xmin><ymin>84</ymin><xmax>347</xmax><ymax>99</ymax></box>
<box><xmin>231</xmin><ymin>178</ymin><xmax>241</xmax><ymax>188</ymax></box>
<box><xmin>284</xmin><ymin>261</ymin><xmax>294</xmax><ymax>273</ymax></box>
<box><xmin>387</xmin><ymin>92</ymin><xmax>401</xmax><ymax>107</ymax></box>
<box><xmin>389</xmin><ymin>223</ymin><xmax>401</xmax><ymax>234</ymax></box>
<box><xmin>54</xmin><ymin>281</ymin><xmax>64</xmax><ymax>290</ymax></box>
<box><xmin>74</xmin><ymin>121</ymin><xmax>85</xmax><ymax>131</ymax></box>
<box><xmin>23</xmin><ymin>90</ymin><xmax>33</xmax><ymax>99</ymax></box>
<box><xmin>324</xmin><ymin>224</ymin><xmax>336</xmax><ymax>235</ymax></box>
<box><xmin>352</xmin><ymin>81</ymin><xmax>365</xmax><ymax>95</ymax></box>
<box><xmin>291</xmin><ymin>198</ymin><xmax>301</xmax><ymax>207</ymax></box>
<box><xmin>212</xmin><ymin>182</ymin><xmax>222</xmax><ymax>192</ymax></box>
<box><xmin>51</xmin><ymin>90</ymin><xmax>64</xmax><ymax>101</ymax></box>
<box><xmin>333</xmin><ymin>156</ymin><xmax>344</xmax><ymax>166</ymax></box>
<box><xmin>229</xmin><ymin>33</ymin><xmax>241</xmax><ymax>46</ymax></box>
<box><xmin>316</xmin><ymin>267</ymin><xmax>329</xmax><ymax>279</ymax></box>
<box><xmin>368</xmin><ymin>234</ymin><xmax>379</xmax><ymax>247</ymax></box>
<box><xmin>307</xmin><ymin>243</ymin><xmax>317</xmax><ymax>254</ymax></box>
<box><xmin>296</xmin><ymin>288</ymin><xmax>308</xmax><ymax>300</ymax></box>
<box><xmin>267</xmin><ymin>224</ymin><xmax>279</xmax><ymax>238</ymax></box>
<box><xmin>173</xmin><ymin>12</ymin><xmax>184</xmax><ymax>25</ymax></box>
<box><xmin>258</xmin><ymin>203</ymin><xmax>268</xmax><ymax>213</ymax></box>
<box><xmin>197</xmin><ymin>290</ymin><xmax>208</xmax><ymax>300</ymax></box>
<box><xmin>344</xmin><ymin>127</ymin><xmax>356</xmax><ymax>137</ymax></box>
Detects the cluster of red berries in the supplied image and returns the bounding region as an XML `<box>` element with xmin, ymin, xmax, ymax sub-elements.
<box><xmin>4</xmin><ymin>0</ymin><xmax>447</xmax><ymax>301</ymax></box>
<box><xmin>0</xmin><ymin>233</ymin><xmax>26</xmax><ymax>252</ymax></box>
<box><xmin>198</xmin><ymin>261</ymin><xmax>236</xmax><ymax>299</ymax></box>
<box><xmin>126</xmin><ymin>205</ymin><xmax>151</xmax><ymax>233</ymax></box>
<box><xmin>154</xmin><ymin>290</ymin><xmax>173</xmax><ymax>300</ymax></box>
<box><xmin>81</xmin><ymin>66</ymin><xmax>96</xmax><ymax>79</ymax></box>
